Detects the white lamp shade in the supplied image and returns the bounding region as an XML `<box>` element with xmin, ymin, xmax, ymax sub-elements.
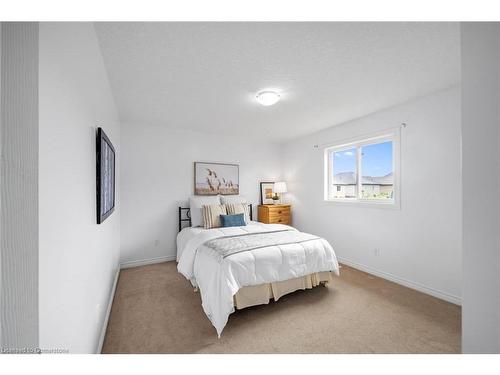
<box><xmin>273</xmin><ymin>181</ymin><xmax>287</xmax><ymax>194</ymax></box>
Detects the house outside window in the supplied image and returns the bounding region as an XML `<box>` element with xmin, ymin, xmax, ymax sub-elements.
<box><xmin>324</xmin><ymin>130</ymin><xmax>400</xmax><ymax>208</ymax></box>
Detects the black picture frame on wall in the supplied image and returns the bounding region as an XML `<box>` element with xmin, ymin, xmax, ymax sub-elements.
<box><xmin>96</xmin><ymin>127</ymin><xmax>116</xmax><ymax>224</ymax></box>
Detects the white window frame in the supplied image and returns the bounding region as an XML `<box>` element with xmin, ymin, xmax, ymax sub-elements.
<box><xmin>323</xmin><ymin>129</ymin><xmax>401</xmax><ymax>209</ymax></box>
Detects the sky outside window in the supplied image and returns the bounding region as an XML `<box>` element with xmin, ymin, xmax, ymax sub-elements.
<box><xmin>333</xmin><ymin>148</ymin><xmax>356</xmax><ymax>174</ymax></box>
<box><xmin>361</xmin><ymin>141</ymin><xmax>393</xmax><ymax>177</ymax></box>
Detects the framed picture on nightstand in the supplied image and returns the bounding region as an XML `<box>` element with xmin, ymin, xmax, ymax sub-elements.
<box><xmin>260</xmin><ymin>181</ymin><xmax>275</xmax><ymax>205</ymax></box>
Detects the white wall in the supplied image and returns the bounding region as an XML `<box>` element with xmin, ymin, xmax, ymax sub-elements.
<box><xmin>0</xmin><ymin>22</ymin><xmax>39</xmax><ymax>351</ymax></box>
<box><xmin>120</xmin><ymin>123</ymin><xmax>282</xmax><ymax>265</ymax></box>
<box><xmin>39</xmin><ymin>23</ymin><xmax>120</xmax><ymax>353</ymax></box>
<box><xmin>282</xmin><ymin>87</ymin><xmax>462</xmax><ymax>304</ymax></box>
<box><xmin>461</xmin><ymin>23</ymin><xmax>500</xmax><ymax>354</ymax></box>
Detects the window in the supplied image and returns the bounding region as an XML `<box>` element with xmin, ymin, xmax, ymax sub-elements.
<box><xmin>331</xmin><ymin>147</ymin><xmax>357</xmax><ymax>199</ymax></box>
<box><xmin>324</xmin><ymin>131</ymin><xmax>399</xmax><ymax>206</ymax></box>
<box><xmin>361</xmin><ymin>141</ymin><xmax>393</xmax><ymax>200</ymax></box>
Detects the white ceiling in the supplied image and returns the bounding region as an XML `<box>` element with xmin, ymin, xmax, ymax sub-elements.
<box><xmin>95</xmin><ymin>22</ymin><xmax>460</xmax><ymax>142</ymax></box>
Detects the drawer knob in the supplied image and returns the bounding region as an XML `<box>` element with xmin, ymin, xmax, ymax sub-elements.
<box><xmin>278</xmin><ymin>219</ymin><xmax>282</xmax><ymax>222</ymax></box>
<box><xmin>278</xmin><ymin>211</ymin><xmax>282</xmax><ymax>214</ymax></box>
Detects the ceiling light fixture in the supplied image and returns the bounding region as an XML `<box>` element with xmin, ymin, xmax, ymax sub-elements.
<box><xmin>256</xmin><ymin>91</ymin><xmax>280</xmax><ymax>106</ymax></box>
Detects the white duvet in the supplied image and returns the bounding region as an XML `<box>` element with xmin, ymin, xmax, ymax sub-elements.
<box><xmin>177</xmin><ymin>221</ymin><xmax>339</xmax><ymax>336</ymax></box>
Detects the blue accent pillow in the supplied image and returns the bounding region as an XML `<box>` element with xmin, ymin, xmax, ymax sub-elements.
<box><xmin>220</xmin><ymin>213</ymin><xmax>246</xmax><ymax>228</ymax></box>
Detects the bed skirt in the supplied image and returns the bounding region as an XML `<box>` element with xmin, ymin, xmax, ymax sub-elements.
<box><xmin>233</xmin><ymin>271</ymin><xmax>333</xmax><ymax>310</ymax></box>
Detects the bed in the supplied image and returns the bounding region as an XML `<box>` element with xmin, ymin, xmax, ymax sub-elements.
<box><xmin>176</xmin><ymin>200</ymin><xmax>340</xmax><ymax>336</ymax></box>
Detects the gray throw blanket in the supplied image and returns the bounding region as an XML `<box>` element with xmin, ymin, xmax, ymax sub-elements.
<box><xmin>203</xmin><ymin>229</ymin><xmax>320</xmax><ymax>259</ymax></box>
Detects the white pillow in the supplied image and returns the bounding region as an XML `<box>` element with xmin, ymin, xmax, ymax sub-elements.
<box><xmin>189</xmin><ymin>195</ymin><xmax>221</xmax><ymax>227</ymax></box>
<box><xmin>220</xmin><ymin>195</ymin><xmax>248</xmax><ymax>204</ymax></box>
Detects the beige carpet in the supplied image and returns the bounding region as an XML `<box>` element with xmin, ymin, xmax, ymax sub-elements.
<box><xmin>102</xmin><ymin>262</ymin><xmax>461</xmax><ymax>354</ymax></box>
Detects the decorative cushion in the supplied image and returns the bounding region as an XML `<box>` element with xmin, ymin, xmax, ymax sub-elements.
<box><xmin>202</xmin><ymin>204</ymin><xmax>227</xmax><ymax>229</ymax></box>
<box><xmin>225</xmin><ymin>203</ymin><xmax>251</xmax><ymax>223</ymax></box>
<box><xmin>220</xmin><ymin>213</ymin><xmax>246</xmax><ymax>228</ymax></box>
<box><xmin>189</xmin><ymin>195</ymin><xmax>221</xmax><ymax>227</ymax></box>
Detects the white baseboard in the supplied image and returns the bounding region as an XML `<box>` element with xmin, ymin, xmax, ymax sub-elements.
<box><xmin>120</xmin><ymin>255</ymin><xmax>176</xmax><ymax>269</ymax></box>
<box><xmin>337</xmin><ymin>256</ymin><xmax>461</xmax><ymax>306</ymax></box>
<box><xmin>96</xmin><ymin>267</ymin><xmax>120</xmax><ymax>354</ymax></box>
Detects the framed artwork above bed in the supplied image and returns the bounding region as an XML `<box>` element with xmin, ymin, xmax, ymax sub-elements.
<box><xmin>194</xmin><ymin>162</ymin><xmax>239</xmax><ymax>195</ymax></box>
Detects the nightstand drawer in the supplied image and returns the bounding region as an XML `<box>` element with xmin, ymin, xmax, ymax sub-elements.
<box><xmin>258</xmin><ymin>205</ymin><xmax>292</xmax><ymax>225</ymax></box>
<box><xmin>267</xmin><ymin>207</ymin><xmax>290</xmax><ymax>216</ymax></box>
<box><xmin>267</xmin><ymin>210</ymin><xmax>290</xmax><ymax>221</ymax></box>
<box><xmin>267</xmin><ymin>215</ymin><xmax>290</xmax><ymax>224</ymax></box>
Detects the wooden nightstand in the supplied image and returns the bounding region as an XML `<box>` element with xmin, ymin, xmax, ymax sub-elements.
<box><xmin>258</xmin><ymin>204</ymin><xmax>291</xmax><ymax>225</ymax></box>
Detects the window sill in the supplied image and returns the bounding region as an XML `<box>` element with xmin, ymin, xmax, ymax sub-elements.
<box><xmin>324</xmin><ymin>199</ymin><xmax>400</xmax><ymax>210</ymax></box>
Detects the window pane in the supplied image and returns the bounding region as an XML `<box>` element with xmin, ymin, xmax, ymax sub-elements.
<box><xmin>332</xmin><ymin>148</ymin><xmax>357</xmax><ymax>198</ymax></box>
<box><xmin>361</xmin><ymin>141</ymin><xmax>393</xmax><ymax>200</ymax></box>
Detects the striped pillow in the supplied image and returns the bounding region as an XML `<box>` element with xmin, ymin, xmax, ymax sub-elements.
<box><xmin>225</xmin><ymin>203</ymin><xmax>250</xmax><ymax>223</ymax></box>
<box><xmin>202</xmin><ymin>204</ymin><xmax>227</xmax><ymax>229</ymax></box>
